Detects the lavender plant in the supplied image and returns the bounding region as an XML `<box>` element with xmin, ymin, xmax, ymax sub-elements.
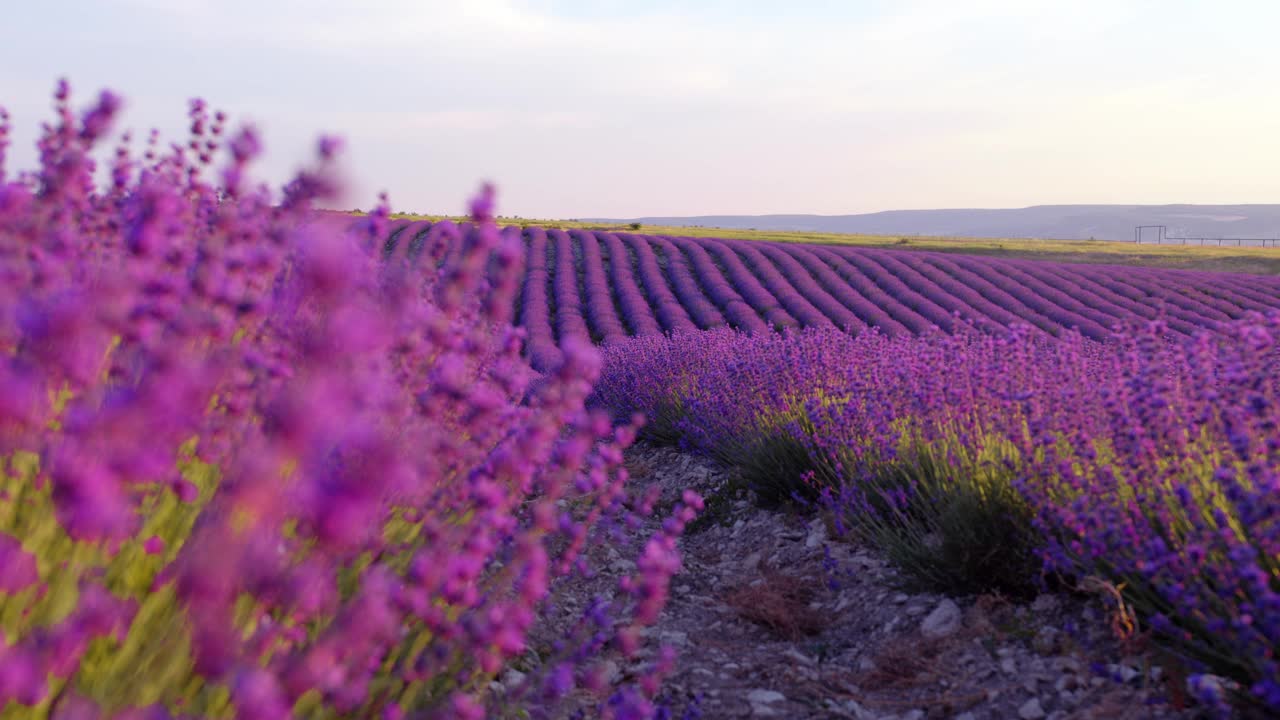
<box><xmin>594</xmin><ymin>318</ymin><xmax>1280</xmax><ymax>715</ymax></box>
<box><xmin>0</xmin><ymin>83</ymin><xmax>697</xmax><ymax>719</ymax></box>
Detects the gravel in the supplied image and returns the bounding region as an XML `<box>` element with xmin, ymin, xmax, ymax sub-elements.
<box><xmin>537</xmin><ymin>443</ymin><xmax>1206</xmax><ymax>719</ymax></box>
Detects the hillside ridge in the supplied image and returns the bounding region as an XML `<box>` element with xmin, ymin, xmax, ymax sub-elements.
<box><xmin>589</xmin><ymin>204</ymin><xmax>1280</xmax><ymax>242</ymax></box>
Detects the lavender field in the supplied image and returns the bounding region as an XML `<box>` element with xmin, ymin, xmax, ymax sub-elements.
<box><xmin>2</xmin><ymin>83</ymin><xmax>1280</xmax><ymax>720</ymax></box>
<box><xmin>374</xmin><ymin>219</ymin><xmax>1280</xmax><ymax>371</ymax></box>
<box><xmin>378</xmin><ymin>220</ymin><xmax>1280</xmax><ymax>716</ymax></box>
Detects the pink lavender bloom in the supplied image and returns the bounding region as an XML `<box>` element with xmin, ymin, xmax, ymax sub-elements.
<box><xmin>468</xmin><ymin>182</ymin><xmax>496</xmax><ymax>222</ymax></box>
<box><xmin>79</xmin><ymin>90</ymin><xmax>122</xmax><ymax>142</ymax></box>
<box><xmin>317</xmin><ymin>135</ymin><xmax>343</xmax><ymax>160</ymax></box>
<box><xmin>232</xmin><ymin>669</ymin><xmax>291</xmax><ymax>720</ymax></box>
<box><xmin>0</xmin><ymin>639</ymin><xmax>47</xmax><ymax>706</ymax></box>
<box><xmin>0</xmin><ymin>533</ymin><xmax>38</xmax><ymax>591</ymax></box>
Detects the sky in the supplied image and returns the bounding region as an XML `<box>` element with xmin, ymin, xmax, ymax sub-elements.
<box><xmin>2</xmin><ymin>0</ymin><xmax>1279</xmax><ymax>218</ymax></box>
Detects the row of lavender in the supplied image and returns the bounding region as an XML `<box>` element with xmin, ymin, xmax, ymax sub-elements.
<box><xmin>379</xmin><ymin>221</ymin><xmax>1280</xmax><ymax>370</ymax></box>
<box><xmin>0</xmin><ymin>86</ymin><xmax>699</xmax><ymax>719</ymax></box>
<box><xmin>592</xmin><ymin>322</ymin><xmax>1280</xmax><ymax>718</ymax></box>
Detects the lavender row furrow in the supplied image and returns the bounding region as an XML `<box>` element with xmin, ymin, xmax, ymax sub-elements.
<box><xmin>1198</xmin><ymin>274</ymin><xmax>1280</xmax><ymax>314</ymax></box>
<box><xmin>943</xmin><ymin>255</ymin><xmax>1112</xmax><ymax>340</ymax></box>
<box><xmin>1170</xmin><ymin>268</ymin><xmax>1280</xmax><ymax>316</ymax></box>
<box><xmin>1030</xmin><ymin>262</ymin><xmax>1200</xmax><ymax>336</ymax></box>
<box><xmin>699</xmin><ymin>237</ymin><xmax>799</xmax><ymax>329</ymax></box>
<box><xmin>376</xmin><ymin>225</ymin><xmax>1280</xmax><ymax>353</ymax></box>
<box><xmin>1164</xmin><ymin>278</ymin><xmax>1250</xmax><ymax>320</ymax></box>
<box><xmin>785</xmin><ymin>245</ymin><xmax>906</xmax><ymax>335</ymax></box>
<box><xmin>917</xmin><ymin>254</ymin><xmax>1067</xmax><ymax>336</ymax></box>
<box><xmin>395</xmin><ymin>220</ymin><xmax>432</xmax><ymax>262</ymax></box>
<box><xmin>810</xmin><ymin>246</ymin><xmax>931</xmax><ymax>334</ymax></box>
<box><xmin>725</xmin><ymin>240</ymin><xmax>833</xmax><ymax>329</ymax></box>
<box><xmin>965</xmin><ymin>257</ymin><xmax>1120</xmax><ymax>336</ymax></box>
<box><xmin>379</xmin><ymin>219</ymin><xmax>422</xmax><ymax>260</ymax></box>
<box><xmin>625</xmin><ymin>233</ymin><xmax>705</xmax><ymax>332</ymax></box>
<box><xmin>829</xmin><ymin>248</ymin><xmax>953</xmax><ymax>333</ymax></box>
<box><xmin>889</xmin><ymin>251</ymin><xmax>1025</xmax><ymax>332</ymax></box>
<box><xmin>667</xmin><ymin>236</ymin><xmax>769</xmax><ymax>333</ymax></box>
<box><xmin>1045</xmin><ymin>263</ymin><xmax>1207</xmax><ymax>332</ymax></box>
<box><xmin>858</xmin><ymin>249</ymin><xmax>1005</xmax><ymax>332</ymax></box>
<box><xmin>549</xmin><ymin>228</ymin><xmax>591</xmax><ymax>344</ymax></box>
<box><xmin>601</xmin><ymin>232</ymin><xmax>664</xmax><ymax>336</ymax></box>
<box><xmin>574</xmin><ymin>229</ymin><xmax>629</xmax><ymax>343</ymax></box>
<box><xmin>998</xmin><ymin>257</ymin><xmax>1131</xmax><ymax>327</ymax></box>
<box><xmin>752</xmin><ymin>242</ymin><xmax>867</xmax><ymax>332</ymax></box>
<box><xmin>647</xmin><ymin>235</ymin><xmax>726</xmax><ymax>331</ymax></box>
<box><xmin>1098</xmin><ymin>267</ymin><xmax>1238</xmax><ymax>325</ymax></box>
<box><xmin>518</xmin><ymin>227</ymin><xmax>562</xmax><ymax>371</ymax></box>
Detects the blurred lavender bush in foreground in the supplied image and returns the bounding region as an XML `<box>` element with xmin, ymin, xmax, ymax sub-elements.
<box><xmin>0</xmin><ymin>82</ymin><xmax>698</xmax><ymax>719</ymax></box>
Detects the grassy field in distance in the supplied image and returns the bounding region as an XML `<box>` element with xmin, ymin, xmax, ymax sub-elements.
<box><xmin>379</xmin><ymin>211</ymin><xmax>1280</xmax><ymax>276</ymax></box>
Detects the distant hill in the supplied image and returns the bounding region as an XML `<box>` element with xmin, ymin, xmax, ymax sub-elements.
<box><xmin>590</xmin><ymin>205</ymin><xmax>1280</xmax><ymax>242</ymax></box>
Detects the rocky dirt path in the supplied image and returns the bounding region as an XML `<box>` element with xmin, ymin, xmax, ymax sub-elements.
<box><xmin>604</xmin><ymin>443</ymin><xmax>1202</xmax><ymax>720</ymax></box>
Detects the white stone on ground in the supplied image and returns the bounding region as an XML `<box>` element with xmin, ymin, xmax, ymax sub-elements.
<box><xmin>1018</xmin><ymin>697</ymin><xmax>1047</xmax><ymax>719</ymax></box>
<box><xmin>919</xmin><ymin>598</ymin><xmax>962</xmax><ymax>638</ymax></box>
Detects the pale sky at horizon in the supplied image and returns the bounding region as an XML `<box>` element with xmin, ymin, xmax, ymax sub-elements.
<box><xmin>2</xmin><ymin>0</ymin><xmax>1278</xmax><ymax>218</ymax></box>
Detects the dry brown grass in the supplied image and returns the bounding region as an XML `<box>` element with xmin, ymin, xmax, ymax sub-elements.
<box><xmin>623</xmin><ymin>457</ymin><xmax>653</xmax><ymax>481</ymax></box>
<box><xmin>858</xmin><ymin>634</ymin><xmax>953</xmax><ymax>689</ymax></box>
<box><xmin>721</xmin><ymin>567</ymin><xmax>830</xmax><ymax>640</ymax></box>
